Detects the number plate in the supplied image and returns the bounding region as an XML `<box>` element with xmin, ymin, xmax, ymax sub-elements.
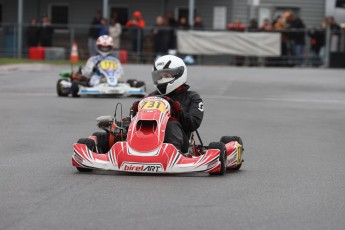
<box><xmin>100</xmin><ymin>60</ymin><xmax>117</xmax><ymax>70</ymax></box>
<box><xmin>140</xmin><ymin>100</ymin><xmax>167</xmax><ymax>113</ymax></box>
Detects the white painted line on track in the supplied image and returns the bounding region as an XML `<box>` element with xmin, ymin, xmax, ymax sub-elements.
<box><xmin>204</xmin><ymin>94</ymin><xmax>345</xmax><ymax>105</ymax></box>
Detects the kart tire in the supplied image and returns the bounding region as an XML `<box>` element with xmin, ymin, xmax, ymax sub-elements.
<box><xmin>126</xmin><ymin>79</ymin><xmax>137</xmax><ymax>87</ymax></box>
<box><xmin>92</xmin><ymin>132</ymin><xmax>109</xmax><ymax>153</ymax></box>
<box><xmin>220</xmin><ymin>136</ymin><xmax>243</xmax><ymax>170</ymax></box>
<box><xmin>71</xmin><ymin>81</ymin><xmax>80</xmax><ymax>97</ymax></box>
<box><xmin>76</xmin><ymin>138</ymin><xmax>96</xmax><ymax>172</ymax></box>
<box><xmin>208</xmin><ymin>142</ymin><xmax>227</xmax><ymax>176</ymax></box>
<box><xmin>134</xmin><ymin>81</ymin><xmax>145</xmax><ymax>88</ymax></box>
<box><xmin>56</xmin><ymin>79</ymin><xmax>69</xmax><ymax>97</ymax></box>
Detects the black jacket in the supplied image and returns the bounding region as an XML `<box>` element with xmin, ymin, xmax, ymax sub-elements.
<box><xmin>149</xmin><ymin>84</ymin><xmax>204</xmax><ymax>137</ymax></box>
<box><xmin>287</xmin><ymin>17</ymin><xmax>305</xmax><ymax>45</ymax></box>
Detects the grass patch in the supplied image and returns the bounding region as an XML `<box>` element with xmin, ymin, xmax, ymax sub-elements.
<box><xmin>0</xmin><ymin>58</ymin><xmax>85</xmax><ymax>66</ymax></box>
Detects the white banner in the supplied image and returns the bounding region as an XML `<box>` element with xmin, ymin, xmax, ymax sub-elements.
<box><xmin>177</xmin><ymin>30</ymin><xmax>281</xmax><ymax>57</ymax></box>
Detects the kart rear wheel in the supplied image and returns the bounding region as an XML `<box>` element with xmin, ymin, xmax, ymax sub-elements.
<box><xmin>208</xmin><ymin>142</ymin><xmax>227</xmax><ymax>176</ymax></box>
<box><xmin>71</xmin><ymin>81</ymin><xmax>80</xmax><ymax>97</ymax></box>
<box><xmin>220</xmin><ymin>136</ymin><xmax>244</xmax><ymax>170</ymax></box>
<box><xmin>92</xmin><ymin>132</ymin><xmax>109</xmax><ymax>153</ymax></box>
<box><xmin>76</xmin><ymin>138</ymin><xmax>96</xmax><ymax>172</ymax></box>
<box><xmin>56</xmin><ymin>79</ymin><xmax>69</xmax><ymax>97</ymax></box>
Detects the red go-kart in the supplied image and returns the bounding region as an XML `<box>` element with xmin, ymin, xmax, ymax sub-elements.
<box><xmin>72</xmin><ymin>96</ymin><xmax>244</xmax><ymax>175</ymax></box>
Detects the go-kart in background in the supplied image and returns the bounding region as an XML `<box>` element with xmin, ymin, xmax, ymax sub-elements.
<box><xmin>0</xmin><ymin>64</ymin><xmax>344</xmax><ymax>230</ymax></box>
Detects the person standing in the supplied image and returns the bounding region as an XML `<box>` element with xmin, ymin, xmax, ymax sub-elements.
<box><xmin>98</xmin><ymin>18</ymin><xmax>108</xmax><ymax>36</ymax></box>
<box><xmin>193</xmin><ymin>16</ymin><xmax>204</xmax><ymax>30</ymax></box>
<box><xmin>164</xmin><ymin>11</ymin><xmax>178</xmax><ymax>50</ymax></box>
<box><xmin>38</xmin><ymin>16</ymin><xmax>54</xmax><ymax>47</ymax></box>
<box><xmin>109</xmin><ymin>18</ymin><xmax>122</xmax><ymax>50</ymax></box>
<box><xmin>152</xmin><ymin>16</ymin><xmax>170</xmax><ymax>57</ymax></box>
<box><xmin>178</xmin><ymin>17</ymin><xmax>190</xmax><ymax>30</ymax></box>
<box><xmin>26</xmin><ymin>18</ymin><xmax>39</xmax><ymax>47</ymax></box>
<box><xmin>227</xmin><ymin>19</ymin><xmax>246</xmax><ymax>66</ymax></box>
<box><xmin>88</xmin><ymin>10</ymin><xmax>102</xmax><ymax>56</ymax></box>
<box><xmin>308</xmin><ymin>21</ymin><xmax>326</xmax><ymax>67</ymax></box>
<box><xmin>247</xmin><ymin>19</ymin><xmax>259</xmax><ymax>66</ymax></box>
<box><xmin>284</xmin><ymin>11</ymin><xmax>306</xmax><ymax>66</ymax></box>
<box><xmin>126</xmin><ymin>11</ymin><xmax>146</xmax><ymax>53</ymax></box>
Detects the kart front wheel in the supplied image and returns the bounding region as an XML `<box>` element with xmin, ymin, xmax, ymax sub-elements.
<box><xmin>220</xmin><ymin>136</ymin><xmax>243</xmax><ymax>170</ymax></box>
<box><xmin>92</xmin><ymin>132</ymin><xmax>109</xmax><ymax>153</ymax></box>
<box><xmin>56</xmin><ymin>79</ymin><xmax>69</xmax><ymax>97</ymax></box>
<box><xmin>208</xmin><ymin>142</ymin><xmax>227</xmax><ymax>176</ymax></box>
<box><xmin>126</xmin><ymin>79</ymin><xmax>137</xmax><ymax>87</ymax></box>
<box><xmin>76</xmin><ymin>138</ymin><xmax>96</xmax><ymax>172</ymax></box>
<box><xmin>71</xmin><ymin>81</ymin><xmax>80</xmax><ymax>97</ymax></box>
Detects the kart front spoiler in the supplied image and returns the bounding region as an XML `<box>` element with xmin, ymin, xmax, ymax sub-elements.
<box><xmin>72</xmin><ymin>142</ymin><xmax>223</xmax><ymax>174</ymax></box>
<box><xmin>78</xmin><ymin>83</ymin><xmax>145</xmax><ymax>96</ymax></box>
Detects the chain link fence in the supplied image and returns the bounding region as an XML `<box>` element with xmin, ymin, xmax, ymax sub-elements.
<box><xmin>1</xmin><ymin>23</ymin><xmax>344</xmax><ymax>67</ymax></box>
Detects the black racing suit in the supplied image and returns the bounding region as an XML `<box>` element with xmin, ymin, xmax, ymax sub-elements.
<box><xmin>149</xmin><ymin>84</ymin><xmax>204</xmax><ymax>152</ymax></box>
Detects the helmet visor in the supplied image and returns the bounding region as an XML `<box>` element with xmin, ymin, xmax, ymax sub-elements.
<box><xmin>98</xmin><ymin>45</ymin><xmax>112</xmax><ymax>53</ymax></box>
<box><xmin>152</xmin><ymin>66</ymin><xmax>184</xmax><ymax>85</ymax></box>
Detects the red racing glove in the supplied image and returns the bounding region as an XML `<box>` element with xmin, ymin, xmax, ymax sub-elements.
<box><xmin>132</xmin><ymin>100</ymin><xmax>140</xmax><ymax>113</ymax></box>
<box><xmin>171</xmin><ymin>101</ymin><xmax>182</xmax><ymax>113</ymax></box>
<box><xmin>165</xmin><ymin>97</ymin><xmax>182</xmax><ymax>113</ymax></box>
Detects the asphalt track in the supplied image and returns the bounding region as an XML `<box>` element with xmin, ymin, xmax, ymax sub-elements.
<box><xmin>0</xmin><ymin>64</ymin><xmax>345</xmax><ymax>230</ymax></box>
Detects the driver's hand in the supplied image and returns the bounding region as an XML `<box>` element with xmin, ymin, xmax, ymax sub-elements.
<box><xmin>165</xmin><ymin>97</ymin><xmax>182</xmax><ymax>113</ymax></box>
<box><xmin>132</xmin><ymin>100</ymin><xmax>140</xmax><ymax>113</ymax></box>
<box><xmin>171</xmin><ymin>100</ymin><xmax>182</xmax><ymax>113</ymax></box>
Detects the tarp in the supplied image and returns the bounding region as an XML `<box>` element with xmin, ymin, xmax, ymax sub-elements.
<box><xmin>177</xmin><ymin>30</ymin><xmax>281</xmax><ymax>57</ymax></box>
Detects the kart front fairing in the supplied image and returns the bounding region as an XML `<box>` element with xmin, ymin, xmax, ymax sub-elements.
<box><xmin>72</xmin><ymin>97</ymin><xmax>223</xmax><ymax>173</ymax></box>
<box><xmin>77</xmin><ymin>83</ymin><xmax>145</xmax><ymax>96</ymax></box>
<box><xmin>77</xmin><ymin>57</ymin><xmax>145</xmax><ymax>96</ymax></box>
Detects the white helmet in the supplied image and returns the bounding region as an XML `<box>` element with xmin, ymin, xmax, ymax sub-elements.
<box><xmin>96</xmin><ymin>35</ymin><xmax>113</xmax><ymax>56</ymax></box>
<box><xmin>152</xmin><ymin>55</ymin><xmax>187</xmax><ymax>95</ymax></box>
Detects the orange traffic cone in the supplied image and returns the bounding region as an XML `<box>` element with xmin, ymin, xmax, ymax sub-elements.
<box><xmin>70</xmin><ymin>42</ymin><xmax>79</xmax><ymax>62</ymax></box>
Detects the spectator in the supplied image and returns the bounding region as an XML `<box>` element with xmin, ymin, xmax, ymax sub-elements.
<box><xmin>26</xmin><ymin>18</ymin><xmax>39</xmax><ymax>47</ymax></box>
<box><xmin>247</xmin><ymin>19</ymin><xmax>259</xmax><ymax>66</ymax></box>
<box><xmin>99</xmin><ymin>18</ymin><xmax>108</xmax><ymax>36</ymax></box>
<box><xmin>39</xmin><ymin>16</ymin><xmax>54</xmax><ymax>47</ymax></box>
<box><xmin>273</xmin><ymin>15</ymin><xmax>286</xmax><ymax>30</ymax></box>
<box><xmin>284</xmin><ymin>11</ymin><xmax>306</xmax><ymax>66</ymax></box>
<box><xmin>178</xmin><ymin>17</ymin><xmax>190</xmax><ymax>30</ymax></box>
<box><xmin>109</xmin><ymin>17</ymin><xmax>122</xmax><ymax>50</ymax></box>
<box><xmin>227</xmin><ymin>19</ymin><xmax>245</xmax><ymax>66</ymax></box>
<box><xmin>126</xmin><ymin>11</ymin><xmax>146</xmax><ymax>53</ymax></box>
<box><xmin>259</xmin><ymin>18</ymin><xmax>273</xmax><ymax>66</ymax></box>
<box><xmin>227</xmin><ymin>19</ymin><xmax>246</xmax><ymax>31</ymax></box>
<box><xmin>307</xmin><ymin>20</ymin><xmax>326</xmax><ymax>67</ymax></box>
<box><xmin>259</xmin><ymin>18</ymin><xmax>273</xmax><ymax>31</ymax></box>
<box><xmin>88</xmin><ymin>10</ymin><xmax>102</xmax><ymax>56</ymax></box>
<box><xmin>327</xmin><ymin>16</ymin><xmax>341</xmax><ymax>31</ymax></box>
<box><xmin>326</xmin><ymin>16</ymin><xmax>341</xmax><ymax>52</ymax></box>
<box><xmin>193</xmin><ymin>16</ymin><xmax>204</xmax><ymax>30</ymax></box>
<box><xmin>247</xmin><ymin>19</ymin><xmax>258</xmax><ymax>32</ymax></box>
<box><xmin>164</xmin><ymin>11</ymin><xmax>178</xmax><ymax>50</ymax></box>
<box><xmin>152</xmin><ymin>16</ymin><xmax>170</xmax><ymax>57</ymax></box>
<box><xmin>272</xmin><ymin>15</ymin><xmax>289</xmax><ymax>67</ymax></box>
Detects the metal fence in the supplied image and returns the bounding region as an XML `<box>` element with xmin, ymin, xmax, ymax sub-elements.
<box><xmin>1</xmin><ymin>23</ymin><xmax>344</xmax><ymax>67</ymax></box>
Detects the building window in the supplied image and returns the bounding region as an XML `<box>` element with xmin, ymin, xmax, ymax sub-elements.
<box><xmin>336</xmin><ymin>0</ymin><xmax>345</xmax><ymax>8</ymax></box>
<box><xmin>110</xmin><ymin>7</ymin><xmax>128</xmax><ymax>26</ymax></box>
<box><xmin>50</xmin><ymin>4</ymin><xmax>69</xmax><ymax>29</ymax></box>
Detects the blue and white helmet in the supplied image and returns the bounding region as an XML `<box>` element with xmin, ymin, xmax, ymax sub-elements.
<box><xmin>152</xmin><ymin>55</ymin><xmax>187</xmax><ymax>95</ymax></box>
